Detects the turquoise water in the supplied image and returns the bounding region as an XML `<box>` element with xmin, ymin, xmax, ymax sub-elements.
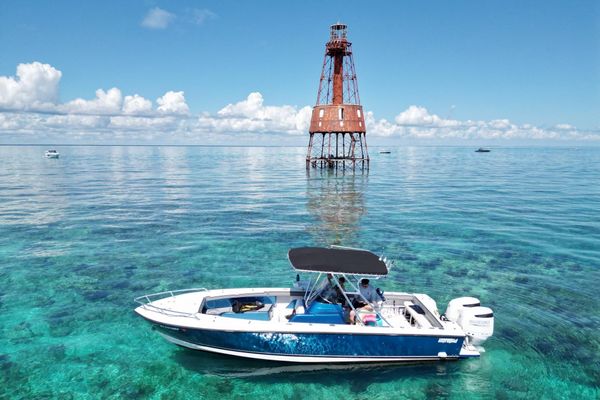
<box><xmin>0</xmin><ymin>145</ymin><xmax>599</xmax><ymax>399</ymax></box>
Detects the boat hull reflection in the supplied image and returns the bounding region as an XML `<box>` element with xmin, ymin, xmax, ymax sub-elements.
<box><xmin>173</xmin><ymin>348</ymin><xmax>456</xmax><ymax>380</ymax></box>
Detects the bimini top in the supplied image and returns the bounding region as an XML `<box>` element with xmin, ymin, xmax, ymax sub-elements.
<box><xmin>288</xmin><ymin>247</ymin><xmax>388</xmax><ymax>276</ymax></box>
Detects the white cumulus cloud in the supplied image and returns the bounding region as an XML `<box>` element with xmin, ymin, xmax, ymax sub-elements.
<box><xmin>62</xmin><ymin>88</ymin><xmax>123</xmax><ymax>115</ymax></box>
<box><xmin>366</xmin><ymin>105</ymin><xmax>595</xmax><ymax>141</ymax></box>
<box><xmin>218</xmin><ymin>92</ymin><xmax>265</xmax><ymax>118</ymax></box>
<box><xmin>0</xmin><ymin>62</ymin><xmax>61</xmax><ymax>110</ymax></box>
<box><xmin>212</xmin><ymin>92</ymin><xmax>311</xmax><ymax>134</ymax></box>
<box><xmin>555</xmin><ymin>123</ymin><xmax>574</xmax><ymax>130</ymax></box>
<box><xmin>0</xmin><ymin>62</ymin><xmax>194</xmax><ymax>140</ymax></box>
<box><xmin>157</xmin><ymin>91</ymin><xmax>189</xmax><ymax>115</ymax></box>
<box><xmin>141</xmin><ymin>7</ymin><xmax>175</xmax><ymax>29</ymax></box>
<box><xmin>395</xmin><ymin>105</ymin><xmax>442</xmax><ymax>126</ymax></box>
<box><xmin>393</xmin><ymin>105</ymin><xmax>461</xmax><ymax>128</ymax></box>
<box><xmin>123</xmin><ymin>94</ymin><xmax>153</xmax><ymax>115</ymax></box>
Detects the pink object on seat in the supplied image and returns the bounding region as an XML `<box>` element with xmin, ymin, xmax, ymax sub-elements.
<box><xmin>362</xmin><ymin>314</ymin><xmax>377</xmax><ymax>326</ymax></box>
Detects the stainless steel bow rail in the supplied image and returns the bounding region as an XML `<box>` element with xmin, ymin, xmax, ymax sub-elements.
<box><xmin>134</xmin><ymin>288</ymin><xmax>207</xmax><ymax>318</ymax></box>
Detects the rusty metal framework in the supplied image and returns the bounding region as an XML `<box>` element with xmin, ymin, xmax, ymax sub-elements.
<box><xmin>315</xmin><ymin>49</ymin><xmax>361</xmax><ymax>106</ymax></box>
<box><xmin>307</xmin><ymin>23</ymin><xmax>369</xmax><ymax>169</ymax></box>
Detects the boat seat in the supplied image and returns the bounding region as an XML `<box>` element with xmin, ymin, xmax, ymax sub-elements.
<box><xmin>289</xmin><ymin>301</ymin><xmax>344</xmax><ymax>324</ymax></box>
<box><xmin>220</xmin><ymin>312</ymin><xmax>271</xmax><ymax>321</ymax></box>
<box><xmin>404</xmin><ymin>302</ymin><xmax>432</xmax><ymax>328</ymax></box>
<box><xmin>205</xmin><ymin>306</ymin><xmax>232</xmax><ymax>315</ymax></box>
<box><xmin>221</xmin><ymin>303</ymin><xmax>273</xmax><ymax>321</ymax></box>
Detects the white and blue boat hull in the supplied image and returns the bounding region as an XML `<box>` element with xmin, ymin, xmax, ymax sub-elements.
<box><xmin>146</xmin><ymin>321</ymin><xmax>467</xmax><ymax>363</ymax></box>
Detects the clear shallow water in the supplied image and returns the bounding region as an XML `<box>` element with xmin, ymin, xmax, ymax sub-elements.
<box><xmin>0</xmin><ymin>145</ymin><xmax>599</xmax><ymax>399</ymax></box>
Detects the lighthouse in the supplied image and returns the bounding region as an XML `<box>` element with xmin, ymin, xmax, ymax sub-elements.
<box><xmin>306</xmin><ymin>23</ymin><xmax>368</xmax><ymax>169</ymax></box>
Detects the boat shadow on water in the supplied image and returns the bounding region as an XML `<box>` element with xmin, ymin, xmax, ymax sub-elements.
<box><xmin>172</xmin><ymin>348</ymin><xmax>461</xmax><ymax>384</ymax></box>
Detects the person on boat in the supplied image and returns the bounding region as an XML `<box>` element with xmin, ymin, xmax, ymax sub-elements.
<box><xmin>349</xmin><ymin>279</ymin><xmax>378</xmax><ymax>324</ymax></box>
<box><xmin>334</xmin><ymin>276</ymin><xmax>346</xmax><ymax>303</ymax></box>
<box><xmin>359</xmin><ymin>279</ymin><xmax>378</xmax><ymax>303</ymax></box>
<box><xmin>321</xmin><ymin>274</ymin><xmax>346</xmax><ymax>304</ymax></box>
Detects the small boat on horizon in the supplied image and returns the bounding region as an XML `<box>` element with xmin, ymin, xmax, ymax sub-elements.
<box><xmin>45</xmin><ymin>149</ymin><xmax>59</xmax><ymax>158</ymax></box>
<box><xmin>135</xmin><ymin>246</ymin><xmax>494</xmax><ymax>363</ymax></box>
<box><xmin>475</xmin><ymin>148</ymin><xmax>490</xmax><ymax>153</ymax></box>
<box><xmin>379</xmin><ymin>150</ymin><xmax>391</xmax><ymax>154</ymax></box>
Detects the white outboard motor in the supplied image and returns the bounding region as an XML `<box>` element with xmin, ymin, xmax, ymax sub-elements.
<box><xmin>445</xmin><ymin>297</ymin><xmax>480</xmax><ymax>323</ymax></box>
<box><xmin>457</xmin><ymin>306</ymin><xmax>494</xmax><ymax>345</ymax></box>
<box><xmin>445</xmin><ymin>297</ymin><xmax>494</xmax><ymax>345</ymax></box>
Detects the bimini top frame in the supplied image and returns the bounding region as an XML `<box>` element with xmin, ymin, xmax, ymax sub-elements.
<box><xmin>288</xmin><ymin>246</ymin><xmax>389</xmax><ymax>276</ymax></box>
<box><xmin>290</xmin><ymin>246</ymin><xmax>393</xmax><ymax>327</ymax></box>
<box><xmin>300</xmin><ymin>271</ymin><xmax>392</xmax><ymax>327</ymax></box>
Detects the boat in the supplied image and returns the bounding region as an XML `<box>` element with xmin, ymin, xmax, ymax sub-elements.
<box><xmin>379</xmin><ymin>150</ymin><xmax>391</xmax><ymax>154</ymax></box>
<box><xmin>475</xmin><ymin>148</ymin><xmax>490</xmax><ymax>153</ymax></box>
<box><xmin>134</xmin><ymin>246</ymin><xmax>494</xmax><ymax>363</ymax></box>
<box><xmin>45</xmin><ymin>149</ymin><xmax>59</xmax><ymax>158</ymax></box>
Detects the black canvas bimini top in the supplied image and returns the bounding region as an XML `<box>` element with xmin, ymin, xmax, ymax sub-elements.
<box><xmin>288</xmin><ymin>247</ymin><xmax>388</xmax><ymax>276</ymax></box>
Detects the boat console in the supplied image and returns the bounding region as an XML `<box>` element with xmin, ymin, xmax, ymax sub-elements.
<box><xmin>288</xmin><ymin>301</ymin><xmax>345</xmax><ymax>324</ymax></box>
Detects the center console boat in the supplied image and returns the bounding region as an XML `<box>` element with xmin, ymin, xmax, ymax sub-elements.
<box><xmin>135</xmin><ymin>246</ymin><xmax>494</xmax><ymax>363</ymax></box>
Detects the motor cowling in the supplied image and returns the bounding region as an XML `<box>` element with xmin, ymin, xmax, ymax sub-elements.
<box><xmin>457</xmin><ymin>306</ymin><xmax>494</xmax><ymax>345</ymax></box>
<box><xmin>445</xmin><ymin>297</ymin><xmax>480</xmax><ymax>323</ymax></box>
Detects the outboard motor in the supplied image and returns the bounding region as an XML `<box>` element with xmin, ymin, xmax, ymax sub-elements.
<box><xmin>445</xmin><ymin>297</ymin><xmax>480</xmax><ymax>322</ymax></box>
<box><xmin>445</xmin><ymin>297</ymin><xmax>494</xmax><ymax>345</ymax></box>
<box><xmin>457</xmin><ymin>306</ymin><xmax>494</xmax><ymax>345</ymax></box>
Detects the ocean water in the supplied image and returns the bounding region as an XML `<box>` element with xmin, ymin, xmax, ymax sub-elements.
<box><xmin>0</xmin><ymin>145</ymin><xmax>598</xmax><ymax>399</ymax></box>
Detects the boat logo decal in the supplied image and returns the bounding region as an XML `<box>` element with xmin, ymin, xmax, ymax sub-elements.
<box><xmin>438</xmin><ymin>338</ymin><xmax>459</xmax><ymax>344</ymax></box>
<box><xmin>157</xmin><ymin>324</ymin><xmax>180</xmax><ymax>331</ymax></box>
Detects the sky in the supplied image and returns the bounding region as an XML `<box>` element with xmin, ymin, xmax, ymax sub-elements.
<box><xmin>0</xmin><ymin>0</ymin><xmax>598</xmax><ymax>145</ymax></box>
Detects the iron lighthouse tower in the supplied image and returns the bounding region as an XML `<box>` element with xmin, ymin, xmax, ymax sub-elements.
<box><xmin>307</xmin><ymin>23</ymin><xmax>368</xmax><ymax>168</ymax></box>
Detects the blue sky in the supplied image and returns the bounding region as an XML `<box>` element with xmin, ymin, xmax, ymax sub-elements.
<box><xmin>0</xmin><ymin>1</ymin><xmax>598</xmax><ymax>144</ymax></box>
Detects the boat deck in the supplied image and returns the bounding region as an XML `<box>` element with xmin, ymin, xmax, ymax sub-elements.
<box><xmin>137</xmin><ymin>288</ymin><xmax>450</xmax><ymax>332</ymax></box>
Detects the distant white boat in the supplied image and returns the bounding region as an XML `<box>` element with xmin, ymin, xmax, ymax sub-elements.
<box><xmin>45</xmin><ymin>149</ymin><xmax>59</xmax><ymax>159</ymax></box>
